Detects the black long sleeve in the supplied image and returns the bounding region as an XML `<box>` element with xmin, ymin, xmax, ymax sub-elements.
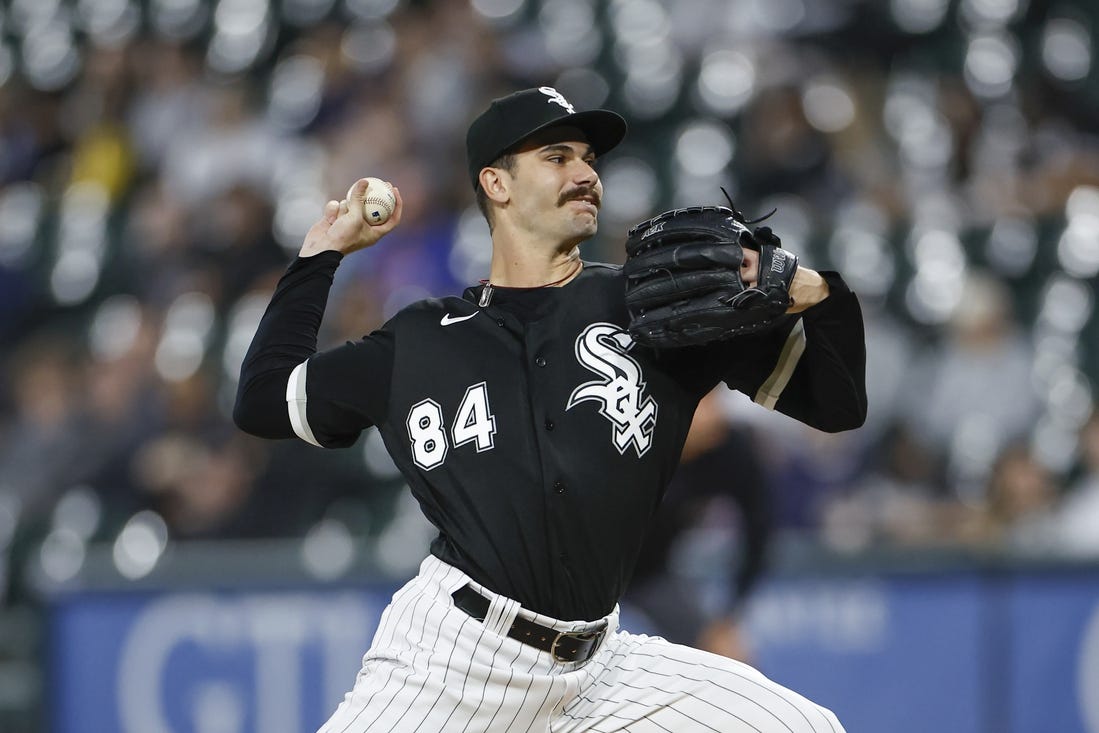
<box><xmin>233</xmin><ymin>252</ymin><xmax>343</xmax><ymax>439</ymax></box>
<box><xmin>774</xmin><ymin>270</ymin><xmax>868</xmax><ymax>432</ymax></box>
<box><xmin>710</xmin><ymin>271</ymin><xmax>867</xmax><ymax>433</ymax></box>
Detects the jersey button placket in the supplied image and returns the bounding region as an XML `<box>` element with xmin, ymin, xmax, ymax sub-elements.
<box><xmin>535</xmin><ymin>356</ymin><xmax>554</xmax><ymax>431</ymax></box>
<box><xmin>553</xmin><ymin>480</ymin><xmax>565</xmax><ymax>494</ymax></box>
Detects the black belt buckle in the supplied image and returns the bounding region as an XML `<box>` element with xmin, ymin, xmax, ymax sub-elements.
<box><xmin>550</xmin><ymin>626</ymin><xmax>605</xmax><ymax>664</ymax></box>
<box><xmin>452</xmin><ymin>584</ymin><xmax>606</xmax><ymax>663</ymax></box>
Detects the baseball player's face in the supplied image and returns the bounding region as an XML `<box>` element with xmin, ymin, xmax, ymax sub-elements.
<box><xmin>508</xmin><ymin>127</ymin><xmax>603</xmax><ymax>247</ymax></box>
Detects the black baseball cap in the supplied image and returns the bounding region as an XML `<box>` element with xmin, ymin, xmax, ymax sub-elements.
<box><xmin>466</xmin><ymin>87</ymin><xmax>627</xmax><ymax>189</ymax></box>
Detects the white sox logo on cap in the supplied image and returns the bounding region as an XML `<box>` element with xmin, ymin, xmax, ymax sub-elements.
<box><xmin>538</xmin><ymin>87</ymin><xmax>575</xmax><ymax>113</ymax></box>
<box><xmin>465</xmin><ymin>87</ymin><xmax>626</xmax><ymax>188</ymax></box>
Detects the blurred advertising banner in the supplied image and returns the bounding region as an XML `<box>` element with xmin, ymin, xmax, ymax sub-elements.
<box><xmin>49</xmin><ymin>587</ymin><xmax>392</xmax><ymax>733</ymax></box>
<box><xmin>743</xmin><ymin>569</ymin><xmax>1099</xmax><ymax>733</ymax></box>
<box><xmin>48</xmin><ymin>569</ymin><xmax>1099</xmax><ymax>733</ymax></box>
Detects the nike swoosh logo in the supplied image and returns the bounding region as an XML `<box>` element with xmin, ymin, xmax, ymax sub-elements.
<box><xmin>440</xmin><ymin>312</ymin><xmax>478</xmax><ymax>326</ymax></box>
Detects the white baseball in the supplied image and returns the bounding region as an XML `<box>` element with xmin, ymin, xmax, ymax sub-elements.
<box><xmin>349</xmin><ymin>177</ymin><xmax>396</xmax><ymax>226</ymax></box>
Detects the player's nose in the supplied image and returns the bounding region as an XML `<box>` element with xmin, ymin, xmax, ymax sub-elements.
<box><xmin>573</xmin><ymin>159</ymin><xmax>598</xmax><ymax>186</ymax></box>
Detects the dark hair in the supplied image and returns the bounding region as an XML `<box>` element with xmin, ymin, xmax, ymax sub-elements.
<box><xmin>474</xmin><ymin>153</ymin><xmax>517</xmax><ymax>231</ymax></box>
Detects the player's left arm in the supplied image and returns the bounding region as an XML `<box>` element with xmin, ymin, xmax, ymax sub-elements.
<box><xmin>716</xmin><ymin>270</ymin><xmax>867</xmax><ymax>433</ymax></box>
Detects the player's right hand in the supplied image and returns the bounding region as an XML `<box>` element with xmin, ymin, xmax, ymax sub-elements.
<box><xmin>298</xmin><ymin>179</ymin><xmax>403</xmax><ymax>258</ymax></box>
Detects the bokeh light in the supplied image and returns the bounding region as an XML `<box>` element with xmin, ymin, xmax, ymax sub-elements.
<box><xmin>674</xmin><ymin>119</ymin><xmax>735</xmax><ymax>177</ymax></box>
<box><xmin>599</xmin><ymin>156</ymin><xmax>660</xmax><ymax>224</ymax></box>
<box><xmin>90</xmin><ymin>295</ymin><xmax>144</xmax><ymax>363</ymax></box>
<box><xmin>0</xmin><ymin>183</ymin><xmax>44</xmax><ymax>268</ymax></box>
<box><xmin>344</xmin><ymin>0</ymin><xmax>400</xmax><ymax>22</ymax></box>
<box><xmin>149</xmin><ymin>0</ymin><xmax>209</xmax><ymax>40</ymax></box>
<box><xmin>267</xmin><ymin>54</ymin><xmax>325</xmax><ymax>131</ymax></box>
<box><xmin>112</xmin><ymin>511</ymin><xmax>169</xmax><ymax>580</ymax></box>
<box><xmin>470</xmin><ymin>0</ymin><xmax>526</xmax><ymax>25</ymax></box>
<box><xmin>802</xmin><ymin>77</ymin><xmax>857</xmax><ymax>134</ymax></box>
<box><xmin>1042</xmin><ymin>16</ymin><xmax>1092</xmax><ymax>82</ymax></box>
<box><xmin>340</xmin><ymin>21</ymin><xmax>397</xmax><ymax>74</ymax></box>
<box><xmin>540</xmin><ymin>0</ymin><xmax>602</xmax><ymax>67</ymax></box>
<box><xmin>695</xmin><ymin>47</ymin><xmax>756</xmax><ymax>116</ymax></box>
<box><xmin>890</xmin><ymin>0</ymin><xmax>950</xmax><ymax>34</ymax></box>
<box><xmin>963</xmin><ymin>33</ymin><xmax>1019</xmax><ymax>98</ymax></box>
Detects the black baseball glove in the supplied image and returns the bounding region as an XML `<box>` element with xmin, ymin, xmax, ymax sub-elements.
<box><xmin>623</xmin><ymin>205</ymin><xmax>799</xmax><ymax>349</ymax></box>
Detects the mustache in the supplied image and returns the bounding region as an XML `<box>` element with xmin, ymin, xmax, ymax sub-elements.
<box><xmin>558</xmin><ymin>186</ymin><xmax>601</xmax><ymax>208</ymax></box>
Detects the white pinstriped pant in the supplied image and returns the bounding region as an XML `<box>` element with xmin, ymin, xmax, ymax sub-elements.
<box><xmin>318</xmin><ymin>556</ymin><xmax>845</xmax><ymax>733</ymax></box>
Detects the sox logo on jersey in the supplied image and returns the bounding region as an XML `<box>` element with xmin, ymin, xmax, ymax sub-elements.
<box><xmin>567</xmin><ymin>322</ymin><xmax>658</xmax><ymax>457</ymax></box>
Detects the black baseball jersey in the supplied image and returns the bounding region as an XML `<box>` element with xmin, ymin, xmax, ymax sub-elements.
<box><xmin>235</xmin><ymin>251</ymin><xmax>866</xmax><ymax>621</ymax></box>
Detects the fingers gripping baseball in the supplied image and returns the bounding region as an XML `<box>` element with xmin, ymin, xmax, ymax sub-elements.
<box><xmin>324</xmin><ymin>200</ymin><xmax>341</xmax><ymax>223</ymax></box>
<box><xmin>300</xmin><ymin>178</ymin><xmax>403</xmax><ymax>258</ymax></box>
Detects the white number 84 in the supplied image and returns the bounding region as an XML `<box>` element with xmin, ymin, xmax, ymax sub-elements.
<box><xmin>406</xmin><ymin>382</ymin><xmax>497</xmax><ymax>470</ymax></box>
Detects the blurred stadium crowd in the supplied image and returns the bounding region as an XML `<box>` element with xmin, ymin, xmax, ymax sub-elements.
<box><xmin>2</xmin><ymin>0</ymin><xmax>1099</xmax><ymax>625</ymax></box>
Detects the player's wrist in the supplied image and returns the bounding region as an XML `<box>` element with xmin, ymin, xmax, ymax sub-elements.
<box><xmin>787</xmin><ymin>267</ymin><xmax>829</xmax><ymax>313</ymax></box>
<box><xmin>299</xmin><ymin>238</ymin><xmax>345</xmax><ymax>257</ymax></box>
<box><xmin>291</xmin><ymin>249</ymin><xmax>343</xmax><ymax>270</ymax></box>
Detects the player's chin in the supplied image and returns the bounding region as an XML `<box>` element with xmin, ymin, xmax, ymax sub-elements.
<box><xmin>567</xmin><ymin>210</ymin><xmax>599</xmax><ymax>238</ymax></box>
<box><xmin>566</xmin><ymin>221</ymin><xmax>598</xmax><ymax>244</ymax></box>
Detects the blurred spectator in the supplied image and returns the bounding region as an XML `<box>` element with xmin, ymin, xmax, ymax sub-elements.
<box><xmin>738</xmin><ymin>83</ymin><xmax>847</xmax><ymax>211</ymax></box>
<box><xmin>116</xmin><ymin>179</ymin><xmax>203</xmax><ymax>306</ymax></box>
<box><xmin>1049</xmin><ymin>409</ymin><xmax>1099</xmax><ymax>557</ymax></box>
<box><xmin>0</xmin><ymin>84</ymin><xmax>68</xmax><ymax>187</ymax></box>
<box><xmin>857</xmin><ymin>297</ymin><xmax>918</xmax><ymax>448</ymax></box>
<box><xmin>0</xmin><ymin>334</ymin><xmax>87</xmax><ymax>527</ymax></box>
<box><xmin>160</xmin><ymin>79</ymin><xmax>288</xmax><ymax>208</ymax></box>
<box><xmin>626</xmin><ymin>388</ymin><xmax>771</xmax><ymax>661</ymax></box>
<box><xmin>131</xmin><ymin>429</ymin><xmax>274</xmax><ymax>540</ymax></box>
<box><xmin>900</xmin><ymin>270</ymin><xmax>1042</xmax><ymax>498</ymax></box>
<box><xmin>64</xmin><ymin>46</ymin><xmax>137</xmax><ymax>203</ymax></box>
<box><xmin>822</xmin><ymin>421</ymin><xmax>955</xmax><ymax>551</ymax></box>
<box><xmin>67</xmin><ymin>308</ymin><xmax>162</xmax><ymax>531</ymax></box>
<box><xmin>0</xmin><ymin>86</ymin><xmax>41</xmax><ymax>186</ymax></box>
<box><xmin>959</xmin><ymin>442</ymin><xmax>1061</xmax><ymax>552</ymax></box>
<box><xmin>126</xmin><ymin>40</ymin><xmax>209</xmax><ymax>172</ymax></box>
<box><xmin>199</xmin><ymin>183</ymin><xmax>287</xmax><ymax>304</ymax></box>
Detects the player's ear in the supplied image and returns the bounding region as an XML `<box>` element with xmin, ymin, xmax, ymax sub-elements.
<box><xmin>479</xmin><ymin>167</ymin><xmax>510</xmax><ymax>205</ymax></box>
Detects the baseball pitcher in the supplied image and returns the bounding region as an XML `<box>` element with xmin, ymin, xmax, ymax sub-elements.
<box><xmin>235</xmin><ymin>87</ymin><xmax>867</xmax><ymax>732</ymax></box>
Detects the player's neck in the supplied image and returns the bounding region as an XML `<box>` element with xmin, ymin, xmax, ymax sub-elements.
<box><xmin>487</xmin><ymin>239</ymin><xmax>583</xmax><ymax>289</ymax></box>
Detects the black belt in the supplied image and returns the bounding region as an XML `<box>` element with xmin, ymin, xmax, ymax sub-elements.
<box><xmin>451</xmin><ymin>584</ymin><xmax>606</xmax><ymax>664</ymax></box>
